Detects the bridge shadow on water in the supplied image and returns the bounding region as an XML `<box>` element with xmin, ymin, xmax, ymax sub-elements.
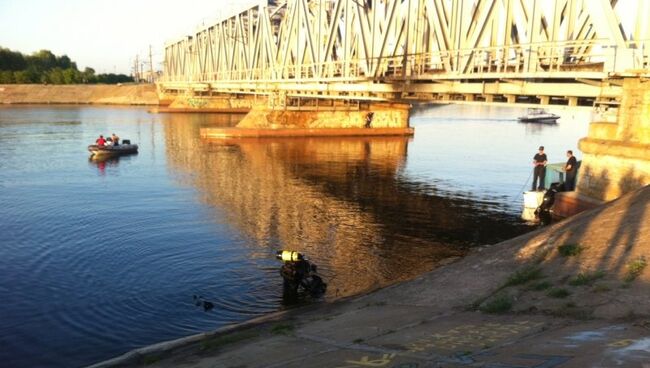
<box><xmin>161</xmin><ymin>114</ymin><xmax>532</xmax><ymax>299</ymax></box>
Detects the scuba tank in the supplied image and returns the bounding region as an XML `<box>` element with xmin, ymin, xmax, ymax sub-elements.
<box><xmin>276</xmin><ymin>250</ymin><xmax>304</xmax><ymax>262</ymax></box>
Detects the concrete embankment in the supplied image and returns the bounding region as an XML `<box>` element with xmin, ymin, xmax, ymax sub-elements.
<box><xmin>89</xmin><ymin>185</ymin><xmax>650</xmax><ymax>368</ymax></box>
<box><xmin>0</xmin><ymin>84</ymin><xmax>159</xmax><ymax>105</ymax></box>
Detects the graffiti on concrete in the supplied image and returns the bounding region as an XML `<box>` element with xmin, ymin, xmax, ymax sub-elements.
<box><xmin>336</xmin><ymin>353</ymin><xmax>396</xmax><ymax>367</ymax></box>
<box><xmin>186</xmin><ymin>97</ymin><xmax>208</xmax><ymax>108</ymax></box>
<box><xmin>406</xmin><ymin>321</ymin><xmax>545</xmax><ymax>353</ymax></box>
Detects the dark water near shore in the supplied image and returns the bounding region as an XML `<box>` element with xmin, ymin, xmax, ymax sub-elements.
<box><xmin>0</xmin><ymin>104</ymin><xmax>590</xmax><ymax>367</ymax></box>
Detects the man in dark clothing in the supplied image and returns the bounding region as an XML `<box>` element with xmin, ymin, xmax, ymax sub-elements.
<box><xmin>532</xmin><ymin>146</ymin><xmax>548</xmax><ymax>191</ymax></box>
<box><xmin>564</xmin><ymin>150</ymin><xmax>578</xmax><ymax>191</ymax></box>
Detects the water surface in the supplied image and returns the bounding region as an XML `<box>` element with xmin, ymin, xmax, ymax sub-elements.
<box><xmin>0</xmin><ymin>104</ymin><xmax>590</xmax><ymax>367</ymax></box>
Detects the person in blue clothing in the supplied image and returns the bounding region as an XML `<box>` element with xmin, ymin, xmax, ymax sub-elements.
<box><xmin>532</xmin><ymin>146</ymin><xmax>548</xmax><ymax>191</ymax></box>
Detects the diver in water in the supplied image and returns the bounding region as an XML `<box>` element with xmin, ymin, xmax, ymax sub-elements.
<box><xmin>276</xmin><ymin>251</ymin><xmax>327</xmax><ymax>296</ymax></box>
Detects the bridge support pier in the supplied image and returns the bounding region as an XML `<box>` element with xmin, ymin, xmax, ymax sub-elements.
<box><xmin>538</xmin><ymin>96</ymin><xmax>550</xmax><ymax>105</ymax></box>
<box><xmin>201</xmin><ymin>100</ymin><xmax>414</xmax><ymax>138</ymax></box>
<box><xmin>555</xmin><ymin>77</ymin><xmax>650</xmax><ymax>216</ymax></box>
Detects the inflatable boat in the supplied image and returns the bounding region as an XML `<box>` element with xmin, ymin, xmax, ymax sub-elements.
<box><xmin>88</xmin><ymin>142</ymin><xmax>138</xmax><ymax>156</ymax></box>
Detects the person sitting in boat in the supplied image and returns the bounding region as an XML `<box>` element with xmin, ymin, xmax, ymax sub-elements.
<box><xmin>111</xmin><ymin>133</ymin><xmax>120</xmax><ymax>146</ymax></box>
<box><xmin>96</xmin><ymin>135</ymin><xmax>106</xmax><ymax>146</ymax></box>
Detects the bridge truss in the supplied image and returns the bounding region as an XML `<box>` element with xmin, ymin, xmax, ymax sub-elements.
<box><xmin>161</xmin><ymin>0</ymin><xmax>650</xmax><ymax>106</ymax></box>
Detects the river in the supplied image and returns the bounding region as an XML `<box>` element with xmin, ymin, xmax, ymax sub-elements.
<box><xmin>0</xmin><ymin>103</ymin><xmax>591</xmax><ymax>367</ymax></box>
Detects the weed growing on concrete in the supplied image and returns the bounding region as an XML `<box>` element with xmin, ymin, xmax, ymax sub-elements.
<box><xmin>200</xmin><ymin>330</ymin><xmax>258</xmax><ymax>351</ymax></box>
<box><xmin>624</xmin><ymin>256</ymin><xmax>647</xmax><ymax>282</ymax></box>
<box><xmin>592</xmin><ymin>283</ymin><xmax>611</xmax><ymax>293</ymax></box>
<box><xmin>271</xmin><ymin>323</ymin><xmax>294</xmax><ymax>335</ymax></box>
<box><xmin>558</xmin><ymin>244</ymin><xmax>583</xmax><ymax>257</ymax></box>
<box><xmin>505</xmin><ymin>266</ymin><xmax>543</xmax><ymax>287</ymax></box>
<box><xmin>569</xmin><ymin>270</ymin><xmax>606</xmax><ymax>286</ymax></box>
<box><xmin>530</xmin><ymin>281</ymin><xmax>552</xmax><ymax>291</ymax></box>
<box><xmin>142</xmin><ymin>355</ymin><xmax>162</xmax><ymax>365</ymax></box>
<box><xmin>547</xmin><ymin>288</ymin><xmax>570</xmax><ymax>298</ymax></box>
<box><xmin>552</xmin><ymin>304</ymin><xmax>593</xmax><ymax>320</ymax></box>
<box><xmin>479</xmin><ymin>295</ymin><xmax>513</xmax><ymax>314</ymax></box>
<box><xmin>532</xmin><ymin>247</ymin><xmax>552</xmax><ymax>264</ymax></box>
<box><xmin>353</xmin><ymin>338</ymin><xmax>364</xmax><ymax>344</ymax></box>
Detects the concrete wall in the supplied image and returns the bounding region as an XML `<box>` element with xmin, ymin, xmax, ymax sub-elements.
<box><xmin>167</xmin><ymin>94</ymin><xmax>255</xmax><ymax>111</ymax></box>
<box><xmin>577</xmin><ymin>78</ymin><xmax>650</xmax><ymax>201</ymax></box>
<box><xmin>0</xmin><ymin>84</ymin><xmax>159</xmax><ymax>105</ymax></box>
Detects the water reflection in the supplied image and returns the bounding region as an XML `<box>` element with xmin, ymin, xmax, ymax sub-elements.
<box><xmin>0</xmin><ymin>105</ymin><xmax>557</xmax><ymax>368</ymax></box>
<box><xmin>88</xmin><ymin>154</ymin><xmax>138</xmax><ymax>175</ymax></box>
<box><xmin>162</xmin><ymin>116</ymin><xmax>530</xmax><ymax>299</ymax></box>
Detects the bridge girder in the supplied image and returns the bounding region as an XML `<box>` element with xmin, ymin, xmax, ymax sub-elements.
<box><xmin>161</xmin><ymin>0</ymin><xmax>650</xmax><ymax>104</ymax></box>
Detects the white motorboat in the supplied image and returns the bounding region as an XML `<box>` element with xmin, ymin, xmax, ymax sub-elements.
<box><xmin>518</xmin><ymin>108</ymin><xmax>560</xmax><ymax>124</ymax></box>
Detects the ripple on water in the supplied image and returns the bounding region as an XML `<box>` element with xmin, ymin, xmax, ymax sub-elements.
<box><xmin>0</xmin><ymin>105</ymin><xmax>572</xmax><ymax>368</ymax></box>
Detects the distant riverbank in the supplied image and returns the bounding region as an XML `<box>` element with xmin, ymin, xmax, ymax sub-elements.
<box><xmin>0</xmin><ymin>84</ymin><xmax>158</xmax><ymax>105</ymax></box>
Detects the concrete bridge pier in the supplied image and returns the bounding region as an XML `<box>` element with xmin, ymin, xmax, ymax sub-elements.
<box><xmin>555</xmin><ymin>76</ymin><xmax>650</xmax><ymax>216</ymax></box>
<box><xmin>201</xmin><ymin>98</ymin><xmax>414</xmax><ymax>138</ymax></box>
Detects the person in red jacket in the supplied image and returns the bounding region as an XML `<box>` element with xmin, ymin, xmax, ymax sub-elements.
<box><xmin>96</xmin><ymin>135</ymin><xmax>106</xmax><ymax>146</ymax></box>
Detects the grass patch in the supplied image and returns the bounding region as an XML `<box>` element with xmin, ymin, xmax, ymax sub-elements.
<box><xmin>505</xmin><ymin>266</ymin><xmax>543</xmax><ymax>287</ymax></box>
<box><xmin>624</xmin><ymin>257</ymin><xmax>647</xmax><ymax>283</ymax></box>
<box><xmin>479</xmin><ymin>295</ymin><xmax>513</xmax><ymax>314</ymax></box>
<box><xmin>558</xmin><ymin>244</ymin><xmax>583</xmax><ymax>257</ymax></box>
<box><xmin>530</xmin><ymin>281</ymin><xmax>552</xmax><ymax>291</ymax></box>
<box><xmin>270</xmin><ymin>323</ymin><xmax>294</xmax><ymax>335</ymax></box>
<box><xmin>592</xmin><ymin>283</ymin><xmax>611</xmax><ymax>293</ymax></box>
<box><xmin>142</xmin><ymin>355</ymin><xmax>162</xmax><ymax>365</ymax></box>
<box><xmin>532</xmin><ymin>247</ymin><xmax>552</xmax><ymax>264</ymax></box>
<box><xmin>569</xmin><ymin>270</ymin><xmax>606</xmax><ymax>286</ymax></box>
<box><xmin>200</xmin><ymin>330</ymin><xmax>258</xmax><ymax>351</ymax></box>
<box><xmin>551</xmin><ymin>304</ymin><xmax>593</xmax><ymax>320</ymax></box>
<box><xmin>547</xmin><ymin>288</ymin><xmax>570</xmax><ymax>298</ymax></box>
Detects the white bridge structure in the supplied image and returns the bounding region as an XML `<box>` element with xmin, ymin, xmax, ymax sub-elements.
<box><xmin>160</xmin><ymin>0</ymin><xmax>650</xmax><ymax>106</ymax></box>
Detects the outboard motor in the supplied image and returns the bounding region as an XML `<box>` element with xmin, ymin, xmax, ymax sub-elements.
<box><xmin>276</xmin><ymin>250</ymin><xmax>327</xmax><ymax>296</ymax></box>
<box><xmin>534</xmin><ymin>182</ymin><xmax>561</xmax><ymax>224</ymax></box>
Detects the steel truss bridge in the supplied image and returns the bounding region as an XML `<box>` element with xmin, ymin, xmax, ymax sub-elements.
<box><xmin>160</xmin><ymin>0</ymin><xmax>650</xmax><ymax>106</ymax></box>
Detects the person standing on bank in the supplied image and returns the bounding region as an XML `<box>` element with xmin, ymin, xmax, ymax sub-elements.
<box><xmin>532</xmin><ymin>146</ymin><xmax>548</xmax><ymax>191</ymax></box>
<box><xmin>564</xmin><ymin>150</ymin><xmax>578</xmax><ymax>191</ymax></box>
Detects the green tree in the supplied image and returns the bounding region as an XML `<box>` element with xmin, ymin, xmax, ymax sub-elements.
<box><xmin>14</xmin><ymin>69</ymin><xmax>38</xmax><ymax>83</ymax></box>
<box><xmin>82</xmin><ymin>67</ymin><xmax>96</xmax><ymax>83</ymax></box>
<box><xmin>0</xmin><ymin>46</ymin><xmax>133</xmax><ymax>84</ymax></box>
<box><xmin>62</xmin><ymin>68</ymin><xmax>79</xmax><ymax>84</ymax></box>
<box><xmin>47</xmin><ymin>68</ymin><xmax>64</xmax><ymax>84</ymax></box>
<box><xmin>29</xmin><ymin>49</ymin><xmax>57</xmax><ymax>72</ymax></box>
<box><xmin>0</xmin><ymin>70</ymin><xmax>15</xmax><ymax>83</ymax></box>
<box><xmin>56</xmin><ymin>55</ymin><xmax>72</xmax><ymax>69</ymax></box>
<box><xmin>0</xmin><ymin>47</ymin><xmax>26</xmax><ymax>70</ymax></box>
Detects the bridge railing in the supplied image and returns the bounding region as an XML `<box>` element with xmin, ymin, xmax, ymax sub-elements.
<box><xmin>161</xmin><ymin>39</ymin><xmax>649</xmax><ymax>86</ymax></box>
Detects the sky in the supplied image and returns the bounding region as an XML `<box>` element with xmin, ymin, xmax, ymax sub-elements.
<box><xmin>0</xmin><ymin>0</ymin><xmax>262</xmax><ymax>74</ymax></box>
<box><xmin>0</xmin><ymin>0</ymin><xmax>643</xmax><ymax>75</ymax></box>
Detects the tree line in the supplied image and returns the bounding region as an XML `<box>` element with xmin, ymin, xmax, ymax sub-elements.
<box><xmin>0</xmin><ymin>47</ymin><xmax>134</xmax><ymax>84</ymax></box>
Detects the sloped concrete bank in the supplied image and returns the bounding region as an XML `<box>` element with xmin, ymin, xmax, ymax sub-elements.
<box><xmin>89</xmin><ymin>185</ymin><xmax>650</xmax><ymax>368</ymax></box>
<box><xmin>0</xmin><ymin>84</ymin><xmax>159</xmax><ymax>105</ymax></box>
